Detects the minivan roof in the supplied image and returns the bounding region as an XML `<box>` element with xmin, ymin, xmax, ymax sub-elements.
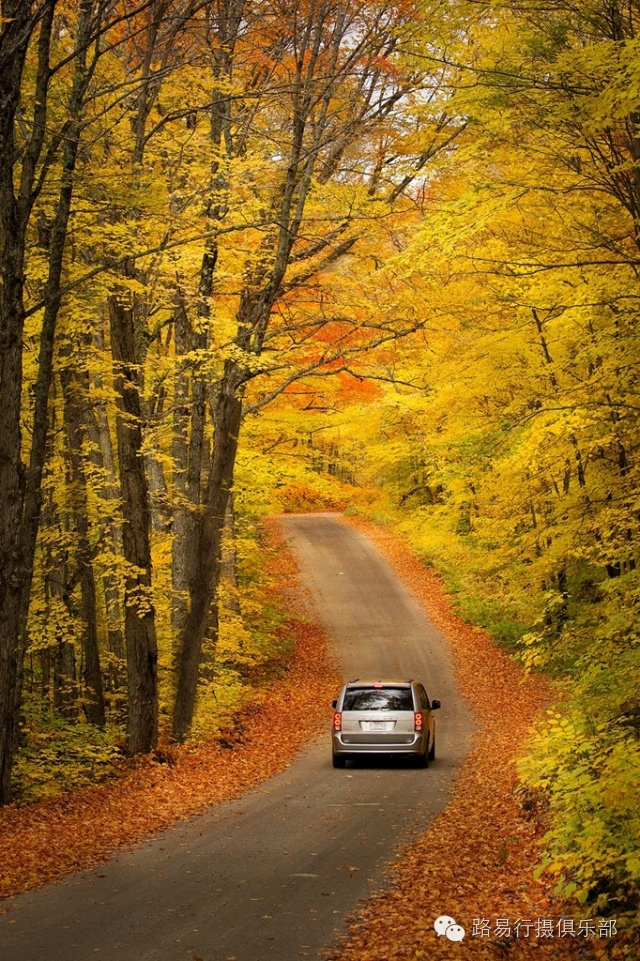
<box><xmin>346</xmin><ymin>679</ymin><xmax>413</xmax><ymax>687</ymax></box>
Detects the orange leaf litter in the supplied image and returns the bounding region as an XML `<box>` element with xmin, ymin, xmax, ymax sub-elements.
<box><xmin>326</xmin><ymin>516</ymin><xmax>611</xmax><ymax>961</ymax></box>
<box><xmin>0</xmin><ymin>519</ymin><xmax>341</xmax><ymax>902</ymax></box>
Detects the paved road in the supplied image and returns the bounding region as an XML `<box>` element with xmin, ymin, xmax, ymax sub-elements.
<box><xmin>0</xmin><ymin>514</ymin><xmax>474</xmax><ymax>961</ymax></box>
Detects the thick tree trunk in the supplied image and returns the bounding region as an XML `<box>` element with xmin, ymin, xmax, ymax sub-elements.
<box><xmin>146</xmin><ymin>452</ymin><xmax>171</xmax><ymax>534</ymax></box>
<box><xmin>0</xmin><ymin>0</ymin><xmax>55</xmax><ymax>805</ymax></box>
<box><xmin>109</xmin><ymin>296</ymin><xmax>159</xmax><ymax>754</ymax></box>
<box><xmin>0</xmin><ymin>0</ymin><xmax>98</xmax><ymax>802</ymax></box>
<box><xmin>170</xmin><ymin>3</ymin><xmax>240</xmax><ymax>645</ymax></box>
<box><xmin>0</xmin><ymin>205</ymin><xmax>28</xmax><ymax>803</ymax></box>
<box><xmin>17</xmin><ymin>0</ymin><xmax>94</xmax><ymax>665</ymax></box>
<box><xmin>171</xmin><ymin>361</ymin><xmax>243</xmax><ymax>741</ymax></box>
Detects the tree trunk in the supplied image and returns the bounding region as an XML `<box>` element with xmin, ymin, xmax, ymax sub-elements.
<box><xmin>39</xmin><ymin>648</ymin><xmax>51</xmax><ymax>718</ymax></box>
<box><xmin>171</xmin><ymin>361</ymin><xmax>243</xmax><ymax>741</ymax></box>
<box><xmin>84</xmin><ymin>347</ymin><xmax>126</xmax><ymax>686</ymax></box>
<box><xmin>109</xmin><ymin>295</ymin><xmax>159</xmax><ymax>755</ymax></box>
<box><xmin>145</xmin><ymin>452</ymin><xmax>171</xmax><ymax>534</ymax></box>
<box><xmin>171</xmin><ymin>296</ymin><xmax>195</xmax><ymax>641</ymax></box>
<box><xmin>0</xmin><ymin>0</ymin><xmax>55</xmax><ymax>805</ymax></box>
<box><xmin>170</xmin><ymin>2</ymin><xmax>241</xmax><ymax>647</ymax></box>
<box><xmin>60</xmin><ymin>366</ymin><xmax>106</xmax><ymax>726</ymax></box>
<box><xmin>221</xmin><ymin>495</ymin><xmax>241</xmax><ymax>615</ymax></box>
<box><xmin>0</xmin><ymin>183</ymin><xmax>28</xmax><ymax>802</ymax></box>
<box><xmin>39</xmin><ymin>492</ymin><xmax>78</xmax><ymax>721</ymax></box>
<box><xmin>0</xmin><ymin>0</ymin><xmax>100</xmax><ymax>802</ymax></box>
<box><xmin>17</xmin><ymin>0</ymin><xmax>95</xmax><ymax>673</ymax></box>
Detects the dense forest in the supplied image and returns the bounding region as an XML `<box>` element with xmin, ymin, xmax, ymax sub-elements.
<box><xmin>1</xmin><ymin>0</ymin><xmax>638</xmax><ymax>946</ymax></box>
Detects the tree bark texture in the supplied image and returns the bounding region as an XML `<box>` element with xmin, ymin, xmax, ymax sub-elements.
<box><xmin>0</xmin><ymin>0</ymin><xmax>100</xmax><ymax>802</ymax></box>
<box><xmin>171</xmin><ymin>361</ymin><xmax>243</xmax><ymax>741</ymax></box>
<box><xmin>109</xmin><ymin>296</ymin><xmax>159</xmax><ymax>754</ymax></box>
<box><xmin>48</xmin><ymin>548</ymin><xmax>78</xmax><ymax>721</ymax></box>
<box><xmin>0</xmin><ymin>0</ymin><xmax>55</xmax><ymax>805</ymax></box>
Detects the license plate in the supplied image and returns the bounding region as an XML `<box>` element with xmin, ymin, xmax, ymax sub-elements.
<box><xmin>369</xmin><ymin>721</ymin><xmax>386</xmax><ymax>730</ymax></box>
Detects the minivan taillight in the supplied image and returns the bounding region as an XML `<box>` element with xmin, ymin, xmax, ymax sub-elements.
<box><xmin>333</xmin><ymin>711</ymin><xmax>342</xmax><ymax>732</ymax></box>
<box><xmin>414</xmin><ymin>712</ymin><xmax>424</xmax><ymax>732</ymax></box>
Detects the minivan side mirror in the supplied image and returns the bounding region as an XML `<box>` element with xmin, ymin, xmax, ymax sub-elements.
<box><xmin>332</xmin><ymin>699</ymin><xmax>337</xmax><ymax>708</ymax></box>
<box><xmin>430</xmin><ymin>699</ymin><xmax>441</xmax><ymax>710</ymax></box>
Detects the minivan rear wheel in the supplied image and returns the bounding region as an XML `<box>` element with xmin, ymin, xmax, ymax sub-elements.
<box><xmin>332</xmin><ymin>752</ymin><xmax>346</xmax><ymax>768</ymax></box>
<box><xmin>417</xmin><ymin>739</ymin><xmax>429</xmax><ymax>768</ymax></box>
<box><xmin>428</xmin><ymin>733</ymin><xmax>436</xmax><ymax>761</ymax></box>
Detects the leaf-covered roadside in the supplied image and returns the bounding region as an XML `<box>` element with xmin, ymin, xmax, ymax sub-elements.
<box><xmin>0</xmin><ymin>521</ymin><xmax>341</xmax><ymax>900</ymax></box>
<box><xmin>328</xmin><ymin>518</ymin><xmax>628</xmax><ymax>961</ymax></box>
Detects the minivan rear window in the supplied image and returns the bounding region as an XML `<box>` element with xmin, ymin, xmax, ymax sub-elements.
<box><xmin>343</xmin><ymin>687</ymin><xmax>413</xmax><ymax>711</ymax></box>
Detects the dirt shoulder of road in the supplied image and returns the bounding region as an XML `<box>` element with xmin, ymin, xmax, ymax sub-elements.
<box><xmin>0</xmin><ymin>519</ymin><xmax>342</xmax><ymax>902</ymax></box>
<box><xmin>327</xmin><ymin>516</ymin><xmax>617</xmax><ymax>961</ymax></box>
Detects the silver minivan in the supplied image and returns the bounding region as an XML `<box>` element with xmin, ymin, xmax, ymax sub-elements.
<box><xmin>331</xmin><ymin>679</ymin><xmax>440</xmax><ymax>768</ymax></box>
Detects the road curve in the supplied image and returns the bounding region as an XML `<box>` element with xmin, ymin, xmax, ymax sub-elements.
<box><xmin>0</xmin><ymin>514</ymin><xmax>474</xmax><ymax>961</ymax></box>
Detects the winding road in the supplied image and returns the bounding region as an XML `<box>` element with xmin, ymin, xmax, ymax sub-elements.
<box><xmin>0</xmin><ymin>514</ymin><xmax>474</xmax><ymax>961</ymax></box>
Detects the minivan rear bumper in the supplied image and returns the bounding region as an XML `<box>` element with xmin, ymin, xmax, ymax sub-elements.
<box><xmin>332</xmin><ymin>732</ymin><xmax>426</xmax><ymax>756</ymax></box>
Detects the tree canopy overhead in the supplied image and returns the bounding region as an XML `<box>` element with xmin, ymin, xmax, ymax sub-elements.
<box><xmin>0</xmin><ymin>0</ymin><xmax>460</xmax><ymax>799</ymax></box>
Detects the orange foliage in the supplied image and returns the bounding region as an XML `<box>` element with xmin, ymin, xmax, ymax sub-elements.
<box><xmin>278</xmin><ymin>481</ymin><xmax>352</xmax><ymax>513</ymax></box>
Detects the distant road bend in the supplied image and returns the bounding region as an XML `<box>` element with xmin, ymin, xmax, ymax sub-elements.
<box><xmin>0</xmin><ymin>513</ymin><xmax>474</xmax><ymax>961</ymax></box>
